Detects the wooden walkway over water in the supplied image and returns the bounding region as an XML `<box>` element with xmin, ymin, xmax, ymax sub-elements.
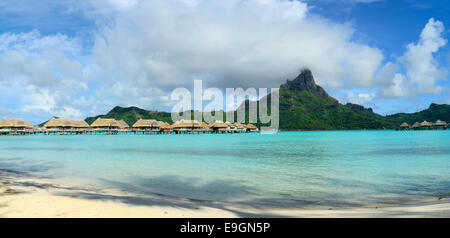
<box><xmin>0</xmin><ymin>128</ymin><xmax>258</xmax><ymax>136</ymax></box>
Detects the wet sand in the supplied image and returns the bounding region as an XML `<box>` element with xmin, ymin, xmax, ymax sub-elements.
<box><xmin>1</xmin><ymin>169</ymin><xmax>449</xmax><ymax>218</ymax></box>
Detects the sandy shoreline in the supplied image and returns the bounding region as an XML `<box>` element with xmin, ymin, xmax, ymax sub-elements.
<box><xmin>1</xmin><ymin>169</ymin><xmax>449</xmax><ymax>218</ymax></box>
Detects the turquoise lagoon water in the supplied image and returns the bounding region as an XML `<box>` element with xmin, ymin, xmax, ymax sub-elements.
<box><xmin>0</xmin><ymin>131</ymin><xmax>449</xmax><ymax>207</ymax></box>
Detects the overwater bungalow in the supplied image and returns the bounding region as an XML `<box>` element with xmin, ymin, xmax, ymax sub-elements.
<box><xmin>198</xmin><ymin>122</ymin><xmax>212</xmax><ymax>133</ymax></box>
<box><xmin>411</xmin><ymin>122</ymin><xmax>420</xmax><ymax>131</ymax></box>
<box><xmin>246</xmin><ymin>123</ymin><xmax>258</xmax><ymax>132</ymax></box>
<box><xmin>172</xmin><ymin>119</ymin><xmax>202</xmax><ymax>133</ymax></box>
<box><xmin>117</xmin><ymin>120</ymin><xmax>130</xmax><ymax>131</ymax></box>
<box><xmin>159</xmin><ymin>122</ymin><xmax>173</xmax><ymax>134</ymax></box>
<box><xmin>90</xmin><ymin>118</ymin><xmax>121</xmax><ymax>134</ymax></box>
<box><xmin>132</xmin><ymin>119</ymin><xmax>160</xmax><ymax>133</ymax></box>
<box><xmin>225</xmin><ymin>121</ymin><xmax>237</xmax><ymax>133</ymax></box>
<box><xmin>0</xmin><ymin>118</ymin><xmax>33</xmax><ymax>135</ymax></box>
<box><xmin>400</xmin><ymin>122</ymin><xmax>410</xmax><ymax>131</ymax></box>
<box><xmin>419</xmin><ymin>121</ymin><xmax>433</xmax><ymax>130</ymax></box>
<box><xmin>43</xmin><ymin>118</ymin><xmax>89</xmax><ymax>134</ymax></box>
<box><xmin>234</xmin><ymin>123</ymin><xmax>247</xmax><ymax>133</ymax></box>
<box><xmin>43</xmin><ymin>118</ymin><xmax>70</xmax><ymax>132</ymax></box>
<box><xmin>434</xmin><ymin>120</ymin><xmax>447</xmax><ymax>130</ymax></box>
<box><xmin>73</xmin><ymin>120</ymin><xmax>90</xmax><ymax>132</ymax></box>
<box><xmin>209</xmin><ymin>120</ymin><xmax>228</xmax><ymax>133</ymax></box>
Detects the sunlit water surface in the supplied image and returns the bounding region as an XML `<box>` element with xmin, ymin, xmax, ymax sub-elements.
<box><xmin>1</xmin><ymin>131</ymin><xmax>449</xmax><ymax>207</ymax></box>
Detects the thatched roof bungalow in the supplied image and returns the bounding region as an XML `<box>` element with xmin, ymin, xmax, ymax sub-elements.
<box><xmin>43</xmin><ymin>118</ymin><xmax>71</xmax><ymax>130</ymax></box>
<box><xmin>246</xmin><ymin>124</ymin><xmax>258</xmax><ymax>132</ymax></box>
<box><xmin>159</xmin><ymin>122</ymin><xmax>173</xmax><ymax>132</ymax></box>
<box><xmin>73</xmin><ymin>120</ymin><xmax>89</xmax><ymax>129</ymax></box>
<box><xmin>90</xmin><ymin>118</ymin><xmax>121</xmax><ymax>130</ymax></box>
<box><xmin>225</xmin><ymin>121</ymin><xmax>237</xmax><ymax>132</ymax></box>
<box><xmin>172</xmin><ymin>119</ymin><xmax>202</xmax><ymax>132</ymax></box>
<box><xmin>197</xmin><ymin>122</ymin><xmax>211</xmax><ymax>132</ymax></box>
<box><xmin>132</xmin><ymin>119</ymin><xmax>159</xmax><ymax>131</ymax></box>
<box><xmin>43</xmin><ymin>118</ymin><xmax>89</xmax><ymax>131</ymax></box>
<box><xmin>234</xmin><ymin>123</ymin><xmax>247</xmax><ymax>132</ymax></box>
<box><xmin>434</xmin><ymin>120</ymin><xmax>447</xmax><ymax>129</ymax></box>
<box><xmin>419</xmin><ymin>121</ymin><xmax>433</xmax><ymax>130</ymax></box>
<box><xmin>117</xmin><ymin>120</ymin><xmax>130</xmax><ymax>129</ymax></box>
<box><xmin>209</xmin><ymin>120</ymin><xmax>228</xmax><ymax>133</ymax></box>
<box><xmin>400</xmin><ymin>122</ymin><xmax>410</xmax><ymax>130</ymax></box>
<box><xmin>411</xmin><ymin>122</ymin><xmax>420</xmax><ymax>130</ymax></box>
<box><xmin>0</xmin><ymin>118</ymin><xmax>33</xmax><ymax>133</ymax></box>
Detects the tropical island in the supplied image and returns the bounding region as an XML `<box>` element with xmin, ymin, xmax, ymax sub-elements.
<box><xmin>84</xmin><ymin>69</ymin><xmax>450</xmax><ymax>131</ymax></box>
<box><xmin>1</xmin><ymin>70</ymin><xmax>449</xmax><ymax>135</ymax></box>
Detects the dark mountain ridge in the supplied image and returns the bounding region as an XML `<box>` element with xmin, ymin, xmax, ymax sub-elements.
<box><xmin>386</xmin><ymin>103</ymin><xmax>450</xmax><ymax>125</ymax></box>
<box><xmin>85</xmin><ymin>106</ymin><xmax>172</xmax><ymax>126</ymax></box>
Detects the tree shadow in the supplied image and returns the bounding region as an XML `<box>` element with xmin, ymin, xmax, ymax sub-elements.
<box><xmin>3</xmin><ymin>169</ymin><xmax>450</xmax><ymax>218</ymax></box>
<box><xmin>56</xmin><ymin>175</ymin><xmax>298</xmax><ymax>217</ymax></box>
<box><xmin>0</xmin><ymin>157</ymin><xmax>62</xmax><ymax>174</ymax></box>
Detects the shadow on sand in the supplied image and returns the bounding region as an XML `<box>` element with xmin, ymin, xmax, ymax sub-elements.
<box><xmin>1</xmin><ymin>169</ymin><xmax>298</xmax><ymax>217</ymax></box>
<box><xmin>3</xmin><ymin>169</ymin><xmax>450</xmax><ymax>217</ymax></box>
<box><xmin>58</xmin><ymin>175</ymin><xmax>302</xmax><ymax>217</ymax></box>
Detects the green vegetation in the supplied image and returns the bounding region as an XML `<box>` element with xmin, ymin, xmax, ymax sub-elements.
<box><xmin>250</xmin><ymin>69</ymin><xmax>400</xmax><ymax>130</ymax></box>
<box><xmin>386</xmin><ymin>103</ymin><xmax>450</xmax><ymax>125</ymax></box>
<box><xmin>82</xmin><ymin>69</ymin><xmax>449</xmax><ymax>130</ymax></box>
<box><xmin>85</xmin><ymin>106</ymin><xmax>172</xmax><ymax>126</ymax></box>
<box><xmin>276</xmin><ymin>89</ymin><xmax>395</xmax><ymax>130</ymax></box>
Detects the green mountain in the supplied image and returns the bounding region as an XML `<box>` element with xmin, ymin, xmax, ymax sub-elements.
<box><xmin>261</xmin><ymin>69</ymin><xmax>397</xmax><ymax>130</ymax></box>
<box><xmin>85</xmin><ymin>106</ymin><xmax>172</xmax><ymax>127</ymax></box>
<box><xmin>386</xmin><ymin>103</ymin><xmax>450</xmax><ymax>125</ymax></box>
<box><xmin>256</xmin><ymin>69</ymin><xmax>449</xmax><ymax>130</ymax></box>
<box><xmin>83</xmin><ymin>69</ymin><xmax>450</xmax><ymax>130</ymax></box>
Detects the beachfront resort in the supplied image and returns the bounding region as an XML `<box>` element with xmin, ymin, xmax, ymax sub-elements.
<box><xmin>399</xmin><ymin>120</ymin><xmax>449</xmax><ymax>130</ymax></box>
<box><xmin>0</xmin><ymin>116</ymin><xmax>447</xmax><ymax>135</ymax></box>
<box><xmin>0</xmin><ymin>117</ymin><xmax>259</xmax><ymax>135</ymax></box>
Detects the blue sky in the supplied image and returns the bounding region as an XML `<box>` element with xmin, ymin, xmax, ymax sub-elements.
<box><xmin>306</xmin><ymin>0</ymin><xmax>450</xmax><ymax>113</ymax></box>
<box><xmin>0</xmin><ymin>0</ymin><xmax>448</xmax><ymax>124</ymax></box>
<box><xmin>307</xmin><ymin>0</ymin><xmax>450</xmax><ymax>61</ymax></box>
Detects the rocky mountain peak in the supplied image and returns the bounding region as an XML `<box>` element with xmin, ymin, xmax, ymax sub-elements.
<box><xmin>345</xmin><ymin>103</ymin><xmax>373</xmax><ymax>113</ymax></box>
<box><xmin>280</xmin><ymin>69</ymin><xmax>329</xmax><ymax>97</ymax></box>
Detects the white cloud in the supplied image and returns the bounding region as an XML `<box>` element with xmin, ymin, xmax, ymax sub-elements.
<box><xmin>379</xmin><ymin>73</ymin><xmax>410</xmax><ymax>98</ymax></box>
<box><xmin>88</xmin><ymin>0</ymin><xmax>383</xmax><ymax>95</ymax></box>
<box><xmin>402</xmin><ymin>18</ymin><xmax>447</xmax><ymax>94</ymax></box>
<box><xmin>0</xmin><ymin>30</ymin><xmax>89</xmax><ymax>120</ymax></box>
<box><xmin>0</xmin><ymin>0</ymin><xmax>447</xmax><ymax>122</ymax></box>
<box><xmin>107</xmin><ymin>0</ymin><xmax>138</xmax><ymax>9</ymax></box>
<box><xmin>21</xmin><ymin>89</ymin><xmax>56</xmax><ymax>112</ymax></box>
<box><xmin>375</xmin><ymin>62</ymin><xmax>399</xmax><ymax>87</ymax></box>
<box><xmin>347</xmin><ymin>92</ymin><xmax>375</xmax><ymax>105</ymax></box>
<box><xmin>378</xmin><ymin>18</ymin><xmax>447</xmax><ymax>98</ymax></box>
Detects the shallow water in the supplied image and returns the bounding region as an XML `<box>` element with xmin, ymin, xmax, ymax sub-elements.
<box><xmin>0</xmin><ymin>131</ymin><xmax>449</xmax><ymax>207</ymax></box>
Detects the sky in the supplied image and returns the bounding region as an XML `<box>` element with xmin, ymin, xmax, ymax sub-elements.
<box><xmin>0</xmin><ymin>0</ymin><xmax>449</xmax><ymax>124</ymax></box>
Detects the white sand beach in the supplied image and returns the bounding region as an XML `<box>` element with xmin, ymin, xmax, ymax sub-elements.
<box><xmin>1</xmin><ymin>169</ymin><xmax>449</xmax><ymax>218</ymax></box>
